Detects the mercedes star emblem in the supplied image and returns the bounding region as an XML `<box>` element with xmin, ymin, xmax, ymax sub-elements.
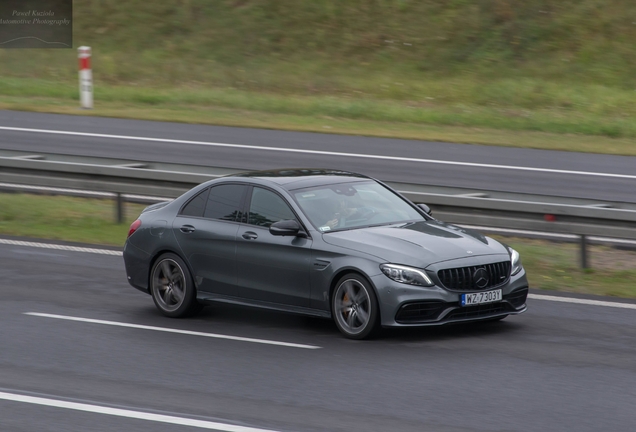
<box><xmin>473</xmin><ymin>268</ymin><xmax>489</xmax><ymax>289</ymax></box>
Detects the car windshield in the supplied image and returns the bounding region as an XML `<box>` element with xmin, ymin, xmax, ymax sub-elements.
<box><xmin>292</xmin><ymin>180</ymin><xmax>424</xmax><ymax>232</ymax></box>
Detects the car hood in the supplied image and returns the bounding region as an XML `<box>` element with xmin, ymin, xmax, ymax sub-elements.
<box><xmin>322</xmin><ymin>220</ymin><xmax>509</xmax><ymax>267</ymax></box>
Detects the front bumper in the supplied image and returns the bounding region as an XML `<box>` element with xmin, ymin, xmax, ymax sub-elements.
<box><xmin>372</xmin><ymin>270</ymin><xmax>529</xmax><ymax>327</ymax></box>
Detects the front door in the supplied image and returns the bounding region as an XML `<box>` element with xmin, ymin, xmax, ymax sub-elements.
<box><xmin>236</xmin><ymin>187</ymin><xmax>312</xmax><ymax>307</ymax></box>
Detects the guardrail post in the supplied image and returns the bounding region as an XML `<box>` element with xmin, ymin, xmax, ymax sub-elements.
<box><xmin>580</xmin><ymin>234</ymin><xmax>588</xmax><ymax>269</ymax></box>
<box><xmin>116</xmin><ymin>193</ymin><xmax>124</xmax><ymax>224</ymax></box>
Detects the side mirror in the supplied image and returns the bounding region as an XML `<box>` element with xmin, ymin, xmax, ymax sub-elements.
<box><xmin>417</xmin><ymin>203</ymin><xmax>432</xmax><ymax>216</ymax></box>
<box><xmin>270</xmin><ymin>219</ymin><xmax>302</xmax><ymax>236</ymax></box>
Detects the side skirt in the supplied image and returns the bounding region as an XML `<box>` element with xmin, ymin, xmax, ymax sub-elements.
<box><xmin>196</xmin><ymin>292</ymin><xmax>332</xmax><ymax>319</ymax></box>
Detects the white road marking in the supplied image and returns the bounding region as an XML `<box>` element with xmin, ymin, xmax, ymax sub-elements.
<box><xmin>528</xmin><ymin>294</ymin><xmax>636</xmax><ymax>310</ymax></box>
<box><xmin>25</xmin><ymin>312</ymin><xmax>322</xmax><ymax>350</ymax></box>
<box><xmin>0</xmin><ymin>239</ymin><xmax>122</xmax><ymax>256</ymax></box>
<box><xmin>0</xmin><ymin>391</ymin><xmax>279</xmax><ymax>431</ymax></box>
<box><xmin>1</xmin><ymin>126</ymin><xmax>635</xmax><ymax>180</ymax></box>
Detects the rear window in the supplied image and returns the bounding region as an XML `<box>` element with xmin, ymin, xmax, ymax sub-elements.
<box><xmin>179</xmin><ymin>188</ymin><xmax>209</xmax><ymax>217</ymax></box>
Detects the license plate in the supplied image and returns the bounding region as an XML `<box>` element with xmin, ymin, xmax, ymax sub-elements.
<box><xmin>461</xmin><ymin>289</ymin><xmax>502</xmax><ymax>306</ymax></box>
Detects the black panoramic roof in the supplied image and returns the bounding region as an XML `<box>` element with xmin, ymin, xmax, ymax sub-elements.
<box><xmin>229</xmin><ymin>168</ymin><xmax>371</xmax><ymax>189</ymax></box>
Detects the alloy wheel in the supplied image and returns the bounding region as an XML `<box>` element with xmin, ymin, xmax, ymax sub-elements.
<box><xmin>152</xmin><ymin>258</ymin><xmax>186</xmax><ymax>312</ymax></box>
<box><xmin>334</xmin><ymin>278</ymin><xmax>373</xmax><ymax>337</ymax></box>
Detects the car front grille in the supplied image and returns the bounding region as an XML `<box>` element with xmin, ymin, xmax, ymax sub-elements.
<box><xmin>437</xmin><ymin>261</ymin><xmax>511</xmax><ymax>291</ymax></box>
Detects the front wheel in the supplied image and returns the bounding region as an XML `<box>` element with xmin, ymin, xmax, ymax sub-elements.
<box><xmin>332</xmin><ymin>274</ymin><xmax>379</xmax><ymax>339</ymax></box>
<box><xmin>150</xmin><ymin>253</ymin><xmax>201</xmax><ymax>318</ymax></box>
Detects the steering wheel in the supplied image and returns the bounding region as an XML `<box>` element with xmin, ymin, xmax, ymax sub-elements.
<box><xmin>346</xmin><ymin>207</ymin><xmax>378</xmax><ymax>226</ymax></box>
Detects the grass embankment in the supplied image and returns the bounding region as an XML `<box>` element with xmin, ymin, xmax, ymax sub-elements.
<box><xmin>2</xmin><ymin>1</ymin><xmax>636</xmax><ymax>152</ymax></box>
<box><xmin>0</xmin><ymin>193</ymin><xmax>145</xmax><ymax>246</ymax></box>
<box><xmin>495</xmin><ymin>237</ymin><xmax>636</xmax><ymax>299</ymax></box>
<box><xmin>1</xmin><ymin>193</ymin><xmax>635</xmax><ymax>299</ymax></box>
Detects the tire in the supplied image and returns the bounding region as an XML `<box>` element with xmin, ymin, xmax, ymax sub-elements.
<box><xmin>150</xmin><ymin>253</ymin><xmax>201</xmax><ymax>318</ymax></box>
<box><xmin>332</xmin><ymin>273</ymin><xmax>379</xmax><ymax>339</ymax></box>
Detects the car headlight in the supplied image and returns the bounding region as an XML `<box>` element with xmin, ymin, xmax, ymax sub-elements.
<box><xmin>380</xmin><ymin>264</ymin><xmax>434</xmax><ymax>287</ymax></box>
<box><xmin>508</xmin><ymin>247</ymin><xmax>522</xmax><ymax>276</ymax></box>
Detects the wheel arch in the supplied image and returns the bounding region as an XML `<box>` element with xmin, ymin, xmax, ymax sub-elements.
<box><xmin>148</xmin><ymin>248</ymin><xmax>193</xmax><ymax>288</ymax></box>
<box><xmin>147</xmin><ymin>248</ymin><xmax>203</xmax><ymax>318</ymax></box>
<box><xmin>328</xmin><ymin>268</ymin><xmax>379</xmax><ymax>317</ymax></box>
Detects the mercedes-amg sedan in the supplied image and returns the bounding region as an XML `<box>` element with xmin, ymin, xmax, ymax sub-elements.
<box><xmin>124</xmin><ymin>169</ymin><xmax>528</xmax><ymax>339</ymax></box>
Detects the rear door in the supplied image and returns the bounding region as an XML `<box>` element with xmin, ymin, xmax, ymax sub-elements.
<box><xmin>174</xmin><ymin>183</ymin><xmax>248</xmax><ymax>297</ymax></box>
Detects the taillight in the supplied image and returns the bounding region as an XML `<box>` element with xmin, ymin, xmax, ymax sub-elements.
<box><xmin>127</xmin><ymin>219</ymin><xmax>142</xmax><ymax>238</ymax></box>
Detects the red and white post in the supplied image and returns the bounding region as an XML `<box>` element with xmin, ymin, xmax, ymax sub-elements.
<box><xmin>78</xmin><ymin>46</ymin><xmax>93</xmax><ymax>109</ymax></box>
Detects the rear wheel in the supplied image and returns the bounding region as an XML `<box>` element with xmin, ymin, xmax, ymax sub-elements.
<box><xmin>150</xmin><ymin>253</ymin><xmax>201</xmax><ymax>317</ymax></box>
<box><xmin>332</xmin><ymin>274</ymin><xmax>379</xmax><ymax>339</ymax></box>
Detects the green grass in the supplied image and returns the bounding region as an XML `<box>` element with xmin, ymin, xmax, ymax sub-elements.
<box><xmin>3</xmin><ymin>85</ymin><xmax>636</xmax><ymax>156</ymax></box>
<box><xmin>495</xmin><ymin>237</ymin><xmax>636</xmax><ymax>299</ymax></box>
<box><xmin>2</xmin><ymin>1</ymin><xmax>636</xmax><ymax>150</ymax></box>
<box><xmin>0</xmin><ymin>193</ymin><xmax>145</xmax><ymax>246</ymax></box>
<box><xmin>1</xmin><ymin>193</ymin><xmax>635</xmax><ymax>299</ymax></box>
<box><xmin>3</xmin><ymin>77</ymin><xmax>636</xmax><ymax>139</ymax></box>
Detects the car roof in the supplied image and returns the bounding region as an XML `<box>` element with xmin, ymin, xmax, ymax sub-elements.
<box><xmin>227</xmin><ymin>168</ymin><xmax>372</xmax><ymax>190</ymax></box>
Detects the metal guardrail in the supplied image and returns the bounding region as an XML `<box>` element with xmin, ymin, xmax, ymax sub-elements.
<box><xmin>392</xmin><ymin>183</ymin><xmax>636</xmax><ymax>268</ymax></box>
<box><xmin>1</xmin><ymin>150</ymin><xmax>636</xmax><ymax>268</ymax></box>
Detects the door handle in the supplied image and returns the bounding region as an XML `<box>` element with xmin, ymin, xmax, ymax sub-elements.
<box><xmin>180</xmin><ymin>225</ymin><xmax>196</xmax><ymax>233</ymax></box>
<box><xmin>242</xmin><ymin>231</ymin><xmax>258</xmax><ymax>240</ymax></box>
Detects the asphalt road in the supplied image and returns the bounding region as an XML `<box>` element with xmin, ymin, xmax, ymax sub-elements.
<box><xmin>1</xmin><ymin>241</ymin><xmax>636</xmax><ymax>432</ymax></box>
<box><xmin>1</xmin><ymin>110</ymin><xmax>636</xmax><ymax>203</ymax></box>
<box><xmin>1</xmin><ymin>110</ymin><xmax>636</xmax><ymax>431</ymax></box>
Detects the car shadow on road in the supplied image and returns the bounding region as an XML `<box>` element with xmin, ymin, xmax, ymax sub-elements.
<box><xmin>378</xmin><ymin>319</ymin><xmax>524</xmax><ymax>343</ymax></box>
<box><xmin>194</xmin><ymin>303</ymin><xmax>335</xmax><ymax>331</ymax></box>
<box><xmin>134</xmin><ymin>302</ymin><xmax>524</xmax><ymax>343</ymax></box>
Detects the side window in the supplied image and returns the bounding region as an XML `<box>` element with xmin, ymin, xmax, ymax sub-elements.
<box><xmin>248</xmin><ymin>187</ymin><xmax>296</xmax><ymax>228</ymax></box>
<box><xmin>180</xmin><ymin>188</ymin><xmax>209</xmax><ymax>217</ymax></box>
<box><xmin>204</xmin><ymin>184</ymin><xmax>246</xmax><ymax>221</ymax></box>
